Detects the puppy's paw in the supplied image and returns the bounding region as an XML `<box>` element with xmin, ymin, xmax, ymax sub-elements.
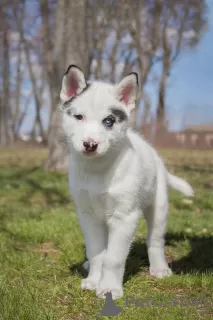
<box><xmin>81</xmin><ymin>278</ymin><xmax>99</xmax><ymax>291</ymax></box>
<box><xmin>150</xmin><ymin>267</ymin><xmax>172</xmax><ymax>278</ymax></box>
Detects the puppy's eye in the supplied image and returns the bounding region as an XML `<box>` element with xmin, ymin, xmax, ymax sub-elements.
<box><xmin>103</xmin><ymin>116</ymin><xmax>115</xmax><ymax>128</ymax></box>
<box><xmin>74</xmin><ymin>114</ymin><xmax>83</xmax><ymax>120</ymax></box>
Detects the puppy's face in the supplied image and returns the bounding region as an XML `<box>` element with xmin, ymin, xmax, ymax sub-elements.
<box><xmin>60</xmin><ymin>65</ymin><xmax>138</xmax><ymax>158</ymax></box>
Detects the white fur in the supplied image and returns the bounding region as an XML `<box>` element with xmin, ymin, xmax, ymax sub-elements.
<box><xmin>60</xmin><ymin>67</ymin><xmax>194</xmax><ymax>299</ymax></box>
<box><xmin>167</xmin><ymin>173</ymin><xmax>194</xmax><ymax>196</ymax></box>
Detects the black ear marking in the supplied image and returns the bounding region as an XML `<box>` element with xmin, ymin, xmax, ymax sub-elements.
<box><xmin>62</xmin><ymin>97</ymin><xmax>76</xmax><ymax>109</ymax></box>
<box><xmin>61</xmin><ymin>83</ymin><xmax>92</xmax><ymax>110</ymax></box>
<box><xmin>121</xmin><ymin>72</ymin><xmax>139</xmax><ymax>87</ymax></box>
<box><xmin>60</xmin><ymin>64</ymin><xmax>88</xmax><ymax>102</ymax></box>
<box><xmin>125</xmin><ymin>72</ymin><xmax>139</xmax><ymax>86</ymax></box>
<box><xmin>64</xmin><ymin>64</ymin><xmax>84</xmax><ymax>76</ymax></box>
<box><xmin>64</xmin><ymin>64</ymin><xmax>89</xmax><ymax>88</ymax></box>
<box><xmin>116</xmin><ymin>73</ymin><xmax>139</xmax><ymax>107</ymax></box>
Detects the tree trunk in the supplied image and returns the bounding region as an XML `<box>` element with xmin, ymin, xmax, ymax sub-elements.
<box><xmin>45</xmin><ymin>0</ymin><xmax>89</xmax><ymax>171</ymax></box>
<box><xmin>0</xmin><ymin>7</ymin><xmax>10</xmax><ymax>147</ymax></box>
<box><xmin>156</xmin><ymin>53</ymin><xmax>170</xmax><ymax>134</ymax></box>
<box><xmin>13</xmin><ymin>3</ymin><xmax>46</xmax><ymax>142</ymax></box>
<box><xmin>12</xmin><ymin>38</ymin><xmax>22</xmax><ymax>141</ymax></box>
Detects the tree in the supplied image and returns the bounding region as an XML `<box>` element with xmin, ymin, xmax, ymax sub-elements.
<box><xmin>13</xmin><ymin>2</ymin><xmax>46</xmax><ymax>142</ymax></box>
<box><xmin>42</xmin><ymin>0</ymin><xmax>90</xmax><ymax>170</ymax></box>
<box><xmin>0</xmin><ymin>5</ymin><xmax>10</xmax><ymax>146</ymax></box>
<box><xmin>44</xmin><ymin>0</ymin><xmax>207</xmax><ymax>169</ymax></box>
<box><xmin>0</xmin><ymin>0</ymin><xmax>207</xmax><ymax>168</ymax></box>
<box><xmin>156</xmin><ymin>0</ymin><xmax>207</xmax><ymax>126</ymax></box>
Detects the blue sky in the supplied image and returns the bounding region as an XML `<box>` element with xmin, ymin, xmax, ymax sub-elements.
<box><xmin>165</xmin><ymin>0</ymin><xmax>213</xmax><ymax>131</ymax></box>
<box><xmin>21</xmin><ymin>0</ymin><xmax>213</xmax><ymax>134</ymax></box>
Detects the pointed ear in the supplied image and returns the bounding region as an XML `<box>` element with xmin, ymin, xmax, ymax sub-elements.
<box><xmin>115</xmin><ymin>73</ymin><xmax>139</xmax><ymax>111</ymax></box>
<box><xmin>60</xmin><ymin>65</ymin><xmax>87</xmax><ymax>102</ymax></box>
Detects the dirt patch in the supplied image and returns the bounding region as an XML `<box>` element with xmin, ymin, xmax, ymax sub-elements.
<box><xmin>14</xmin><ymin>242</ymin><xmax>60</xmax><ymax>256</ymax></box>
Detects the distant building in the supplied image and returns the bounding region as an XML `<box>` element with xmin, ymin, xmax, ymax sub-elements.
<box><xmin>35</xmin><ymin>136</ymin><xmax>43</xmax><ymax>143</ymax></box>
<box><xmin>20</xmin><ymin>134</ymin><xmax>31</xmax><ymax>142</ymax></box>
<box><xmin>175</xmin><ymin>124</ymin><xmax>213</xmax><ymax>149</ymax></box>
<box><xmin>141</xmin><ymin>123</ymin><xmax>213</xmax><ymax>149</ymax></box>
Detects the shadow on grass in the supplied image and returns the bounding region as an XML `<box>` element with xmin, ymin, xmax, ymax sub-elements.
<box><xmin>166</xmin><ymin>233</ymin><xmax>213</xmax><ymax>274</ymax></box>
<box><xmin>69</xmin><ymin>233</ymin><xmax>213</xmax><ymax>282</ymax></box>
<box><xmin>0</xmin><ymin>167</ymin><xmax>70</xmax><ymax>205</ymax></box>
<box><xmin>69</xmin><ymin>262</ymin><xmax>88</xmax><ymax>279</ymax></box>
<box><xmin>126</xmin><ymin>233</ymin><xmax>213</xmax><ymax>280</ymax></box>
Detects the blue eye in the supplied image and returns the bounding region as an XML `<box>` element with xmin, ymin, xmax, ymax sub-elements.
<box><xmin>103</xmin><ymin>116</ymin><xmax>115</xmax><ymax>127</ymax></box>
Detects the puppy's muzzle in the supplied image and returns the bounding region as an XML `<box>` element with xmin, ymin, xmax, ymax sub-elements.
<box><xmin>83</xmin><ymin>140</ymin><xmax>99</xmax><ymax>152</ymax></box>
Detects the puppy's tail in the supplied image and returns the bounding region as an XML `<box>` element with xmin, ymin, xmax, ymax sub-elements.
<box><xmin>167</xmin><ymin>173</ymin><xmax>194</xmax><ymax>196</ymax></box>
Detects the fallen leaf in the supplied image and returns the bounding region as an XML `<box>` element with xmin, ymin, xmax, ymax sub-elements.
<box><xmin>183</xmin><ymin>199</ymin><xmax>193</xmax><ymax>205</ymax></box>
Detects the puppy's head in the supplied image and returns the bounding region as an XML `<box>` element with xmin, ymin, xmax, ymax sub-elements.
<box><xmin>60</xmin><ymin>65</ymin><xmax>138</xmax><ymax>158</ymax></box>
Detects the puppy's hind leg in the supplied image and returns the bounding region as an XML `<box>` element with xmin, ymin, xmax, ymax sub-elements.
<box><xmin>144</xmin><ymin>164</ymin><xmax>172</xmax><ymax>278</ymax></box>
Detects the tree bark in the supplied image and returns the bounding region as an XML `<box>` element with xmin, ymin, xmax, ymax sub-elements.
<box><xmin>45</xmin><ymin>0</ymin><xmax>89</xmax><ymax>171</ymax></box>
<box><xmin>156</xmin><ymin>53</ymin><xmax>170</xmax><ymax>126</ymax></box>
<box><xmin>13</xmin><ymin>3</ymin><xmax>46</xmax><ymax>142</ymax></box>
<box><xmin>0</xmin><ymin>7</ymin><xmax>10</xmax><ymax>147</ymax></box>
<box><xmin>12</xmin><ymin>38</ymin><xmax>22</xmax><ymax>141</ymax></box>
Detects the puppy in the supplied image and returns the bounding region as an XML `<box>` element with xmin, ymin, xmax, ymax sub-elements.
<box><xmin>60</xmin><ymin>65</ymin><xmax>194</xmax><ymax>299</ymax></box>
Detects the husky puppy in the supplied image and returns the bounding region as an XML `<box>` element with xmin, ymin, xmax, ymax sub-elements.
<box><xmin>60</xmin><ymin>65</ymin><xmax>194</xmax><ymax>299</ymax></box>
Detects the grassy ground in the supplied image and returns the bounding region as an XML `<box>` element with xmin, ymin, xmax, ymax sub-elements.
<box><xmin>0</xmin><ymin>147</ymin><xmax>213</xmax><ymax>320</ymax></box>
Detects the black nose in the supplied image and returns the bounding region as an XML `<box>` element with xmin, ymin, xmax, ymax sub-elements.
<box><xmin>83</xmin><ymin>141</ymin><xmax>98</xmax><ymax>152</ymax></box>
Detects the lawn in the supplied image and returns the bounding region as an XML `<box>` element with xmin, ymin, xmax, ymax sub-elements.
<box><xmin>0</xmin><ymin>147</ymin><xmax>213</xmax><ymax>320</ymax></box>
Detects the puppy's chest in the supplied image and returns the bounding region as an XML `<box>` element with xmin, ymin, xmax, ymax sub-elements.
<box><xmin>79</xmin><ymin>189</ymin><xmax>116</xmax><ymax>219</ymax></box>
<box><xmin>70</xmin><ymin>173</ymin><xmax>120</xmax><ymax>219</ymax></box>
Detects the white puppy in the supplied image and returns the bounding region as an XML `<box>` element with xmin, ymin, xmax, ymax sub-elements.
<box><xmin>60</xmin><ymin>65</ymin><xmax>194</xmax><ymax>299</ymax></box>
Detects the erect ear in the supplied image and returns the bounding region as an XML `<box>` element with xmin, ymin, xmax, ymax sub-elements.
<box><xmin>115</xmin><ymin>73</ymin><xmax>139</xmax><ymax>111</ymax></box>
<box><xmin>60</xmin><ymin>65</ymin><xmax>87</xmax><ymax>102</ymax></box>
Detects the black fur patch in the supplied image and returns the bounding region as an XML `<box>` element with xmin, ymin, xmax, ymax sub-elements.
<box><xmin>62</xmin><ymin>84</ymin><xmax>91</xmax><ymax>110</ymax></box>
<box><xmin>123</xmin><ymin>72</ymin><xmax>139</xmax><ymax>86</ymax></box>
<box><xmin>64</xmin><ymin>64</ymin><xmax>84</xmax><ymax>76</ymax></box>
<box><xmin>110</xmin><ymin>107</ymin><xmax>128</xmax><ymax>122</ymax></box>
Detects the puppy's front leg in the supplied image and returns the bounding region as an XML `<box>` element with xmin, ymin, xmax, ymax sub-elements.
<box><xmin>78</xmin><ymin>211</ymin><xmax>107</xmax><ymax>290</ymax></box>
<box><xmin>96</xmin><ymin>210</ymin><xmax>140</xmax><ymax>299</ymax></box>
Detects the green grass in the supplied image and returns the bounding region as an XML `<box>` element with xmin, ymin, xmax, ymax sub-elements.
<box><xmin>0</xmin><ymin>147</ymin><xmax>213</xmax><ymax>320</ymax></box>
